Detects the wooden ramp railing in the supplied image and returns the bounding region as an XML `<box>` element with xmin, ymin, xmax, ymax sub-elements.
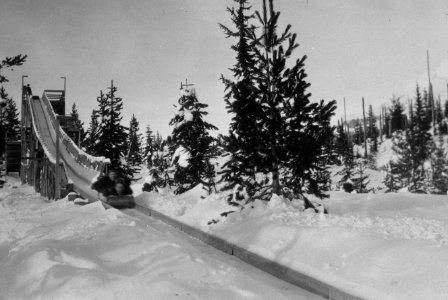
<box><xmin>20</xmin><ymin>85</ymin><xmax>109</xmax><ymax>200</ymax></box>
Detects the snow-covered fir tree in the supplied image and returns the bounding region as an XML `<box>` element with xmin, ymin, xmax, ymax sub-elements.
<box><xmin>143</xmin><ymin>125</ymin><xmax>154</xmax><ymax>168</ymax></box>
<box><xmin>70</xmin><ymin>103</ymin><xmax>85</xmax><ymax>143</ymax></box>
<box><xmin>336</xmin><ymin>138</ymin><xmax>356</xmax><ymax>192</ymax></box>
<box><xmin>352</xmin><ymin>156</ymin><xmax>370</xmax><ymax>193</ymax></box>
<box><xmin>143</xmin><ymin>132</ymin><xmax>173</xmax><ymax>192</ymax></box>
<box><xmin>83</xmin><ymin>90</ymin><xmax>108</xmax><ymax>155</ymax></box>
<box><xmin>389</xmin><ymin>87</ymin><xmax>432</xmax><ymax>192</ymax></box>
<box><xmin>388</xmin><ymin>130</ymin><xmax>413</xmax><ymax>190</ymax></box>
<box><xmin>368</xmin><ymin>105</ymin><xmax>378</xmax><ymax>153</ymax></box>
<box><xmin>430</xmin><ymin>133</ymin><xmax>448</xmax><ymax>194</ymax></box>
<box><xmin>83</xmin><ymin>109</ymin><xmax>100</xmax><ymax>154</ymax></box>
<box><xmin>335</xmin><ymin>121</ymin><xmax>351</xmax><ymax>165</ymax></box>
<box><xmin>126</xmin><ymin>114</ymin><xmax>143</xmax><ymax>170</ymax></box>
<box><xmin>95</xmin><ymin>81</ymin><xmax>130</xmax><ymax>176</ymax></box>
<box><xmin>389</xmin><ymin>96</ymin><xmax>406</xmax><ymax>133</ymax></box>
<box><xmin>410</xmin><ymin>86</ymin><xmax>432</xmax><ymax>190</ymax></box>
<box><xmin>353</xmin><ymin>120</ymin><xmax>364</xmax><ymax>145</ymax></box>
<box><xmin>168</xmin><ymin>87</ymin><xmax>218</xmax><ymax>194</ymax></box>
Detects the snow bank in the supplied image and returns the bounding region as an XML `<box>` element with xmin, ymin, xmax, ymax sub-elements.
<box><xmin>0</xmin><ymin>176</ymin><xmax>313</xmax><ymax>299</ymax></box>
<box><xmin>136</xmin><ymin>185</ymin><xmax>448</xmax><ymax>299</ymax></box>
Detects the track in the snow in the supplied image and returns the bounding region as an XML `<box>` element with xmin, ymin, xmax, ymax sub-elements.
<box><xmin>121</xmin><ymin>207</ymin><xmax>324</xmax><ymax>300</ymax></box>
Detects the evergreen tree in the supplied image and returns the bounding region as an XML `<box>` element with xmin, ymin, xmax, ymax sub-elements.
<box><xmin>353</xmin><ymin>120</ymin><xmax>364</xmax><ymax>145</ymax></box>
<box><xmin>219</xmin><ymin>0</ymin><xmax>263</xmax><ymax>201</ymax></box>
<box><xmin>391</xmin><ymin>87</ymin><xmax>432</xmax><ymax>192</ymax></box>
<box><xmin>411</xmin><ymin>86</ymin><xmax>432</xmax><ymax>178</ymax></box>
<box><xmin>84</xmin><ymin>91</ymin><xmax>108</xmax><ymax>155</ymax></box>
<box><xmin>431</xmin><ymin>133</ymin><xmax>448</xmax><ymax>194</ymax></box>
<box><xmin>334</xmin><ymin>120</ymin><xmax>350</xmax><ymax>165</ymax></box>
<box><xmin>143</xmin><ymin>132</ymin><xmax>172</xmax><ymax>192</ymax></box>
<box><xmin>143</xmin><ymin>125</ymin><xmax>154</xmax><ymax>168</ymax></box>
<box><xmin>151</xmin><ymin>132</ymin><xmax>168</xmax><ymax>173</ymax></box>
<box><xmin>0</xmin><ymin>54</ymin><xmax>27</xmax><ymax>84</ymax></box>
<box><xmin>352</xmin><ymin>156</ymin><xmax>370</xmax><ymax>193</ymax></box>
<box><xmin>389</xmin><ymin>96</ymin><xmax>406</xmax><ymax>133</ymax></box>
<box><xmin>444</xmin><ymin>99</ymin><xmax>448</xmax><ymax>118</ymax></box>
<box><xmin>70</xmin><ymin>103</ymin><xmax>85</xmax><ymax>144</ymax></box>
<box><xmin>368</xmin><ymin>105</ymin><xmax>378</xmax><ymax>152</ymax></box>
<box><xmin>439</xmin><ymin>119</ymin><xmax>448</xmax><ymax>135</ymax></box>
<box><xmin>389</xmin><ymin>130</ymin><xmax>413</xmax><ymax>189</ymax></box>
<box><xmin>384</xmin><ymin>163</ymin><xmax>399</xmax><ymax>192</ymax></box>
<box><xmin>383</xmin><ymin>109</ymin><xmax>391</xmax><ymax>138</ymax></box>
<box><xmin>219</xmin><ymin>0</ymin><xmax>336</xmax><ymax>204</ymax></box>
<box><xmin>126</xmin><ymin>114</ymin><xmax>143</xmax><ymax>168</ymax></box>
<box><xmin>3</xmin><ymin>96</ymin><xmax>20</xmax><ymax>141</ymax></box>
<box><xmin>96</xmin><ymin>82</ymin><xmax>130</xmax><ymax>175</ymax></box>
<box><xmin>252</xmin><ymin>0</ymin><xmax>336</xmax><ymax>200</ymax></box>
<box><xmin>169</xmin><ymin>88</ymin><xmax>217</xmax><ymax>194</ymax></box>
<box><xmin>0</xmin><ymin>87</ymin><xmax>20</xmax><ymax>141</ymax></box>
<box><xmin>336</xmin><ymin>140</ymin><xmax>355</xmax><ymax>192</ymax></box>
<box><xmin>435</xmin><ymin>98</ymin><xmax>443</xmax><ymax>127</ymax></box>
<box><xmin>83</xmin><ymin>109</ymin><xmax>100</xmax><ymax>154</ymax></box>
<box><xmin>0</xmin><ymin>54</ymin><xmax>27</xmax><ymax>154</ymax></box>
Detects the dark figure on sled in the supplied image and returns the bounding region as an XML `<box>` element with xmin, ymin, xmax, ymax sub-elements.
<box><xmin>91</xmin><ymin>168</ymin><xmax>135</xmax><ymax>209</ymax></box>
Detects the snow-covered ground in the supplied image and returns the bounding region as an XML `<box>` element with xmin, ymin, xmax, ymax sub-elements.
<box><xmin>0</xmin><ymin>176</ymin><xmax>319</xmax><ymax>300</ymax></box>
<box><xmin>136</xmin><ymin>184</ymin><xmax>448</xmax><ymax>300</ymax></box>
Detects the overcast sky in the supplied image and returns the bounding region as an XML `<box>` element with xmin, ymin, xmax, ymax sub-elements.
<box><xmin>1</xmin><ymin>0</ymin><xmax>448</xmax><ymax>136</ymax></box>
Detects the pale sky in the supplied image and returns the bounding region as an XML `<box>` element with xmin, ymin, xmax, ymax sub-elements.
<box><xmin>1</xmin><ymin>0</ymin><xmax>448</xmax><ymax>136</ymax></box>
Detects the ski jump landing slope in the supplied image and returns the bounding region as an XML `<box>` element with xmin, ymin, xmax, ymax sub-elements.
<box><xmin>28</xmin><ymin>92</ymin><xmax>109</xmax><ymax>201</ymax></box>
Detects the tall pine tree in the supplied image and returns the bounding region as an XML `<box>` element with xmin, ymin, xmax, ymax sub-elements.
<box><xmin>0</xmin><ymin>54</ymin><xmax>27</xmax><ymax>153</ymax></box>
<box><xmin>368</xmin><ymin>105</ymin><xmax>378</xmax><ymax>153</ymax></box>
<box><xmin>96</xmin><ymin>81</ymin><xmax>129</xmax><ymax>175</ymax></box>
<box><xmin>126</xmin><ymin>114</ymin><xmax>143</xmax><ymax>169</ymax></box>
<box><xmin>219</xmin><ymin>0</ymin><xmax>263</xmax><ymax>201</ymax></box>
<box><xmin>389</xmin><ymin>96</ymin><xmax>406</xmax><ymax>133</ymax></box>
<box><xmin>252</xmin><ymin>0</ymin><xmax>336</xmax><ymax>200</ymax></box>
<box><xmin>411</xmin><ymin>86</ymin><xmax>432</xmax><ymax>182</ymax></box>
<box><xmin>0</xmin><ymin>87</ymin><xmax>20</xmax><ymax>141</ymax></box>
<box><xmin>391</xmin><ymin>87</ymin><xmax>432</xmax><ymax>192</ymax></box>
<box><xmin>70</xmin><ymin>103</ymin><xmax>85</xmax><ymax>145</ymax></box>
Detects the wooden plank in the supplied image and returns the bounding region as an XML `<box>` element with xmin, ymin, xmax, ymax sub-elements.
<box><xmin>150</xmin><ymin>210</ymin><xmax>183</xmax><ymax>230</ymax></box>
<box><xmin>134</xmin><ymin>203</ymin><xmax>151</xmax><ymax>216</ymax></box>
<box><xmin>55</xmin><ymin>118</ymin><xmax>61</xmax><ymax>199</ymax></box>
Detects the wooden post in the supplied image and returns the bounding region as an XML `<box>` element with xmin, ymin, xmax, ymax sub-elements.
<box><xmin>362</xmin><ymin>97</ymin><xmax>368</xmax><ymax>158</ymax></box>
<box><xmin>20</xmin><ymin>75</ymin><xmax>28</xmax><ymax>183</ymax></box>
<box><xmin>55</xmin><ymin>118</ymin><xmax>61</xmax><ymax>199</ymax></box>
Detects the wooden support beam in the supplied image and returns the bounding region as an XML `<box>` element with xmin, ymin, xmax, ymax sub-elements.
<box><xmin>55</xmin><ymin>118</ymin><xmax>61</xmax><ymax>199</ymax></box>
